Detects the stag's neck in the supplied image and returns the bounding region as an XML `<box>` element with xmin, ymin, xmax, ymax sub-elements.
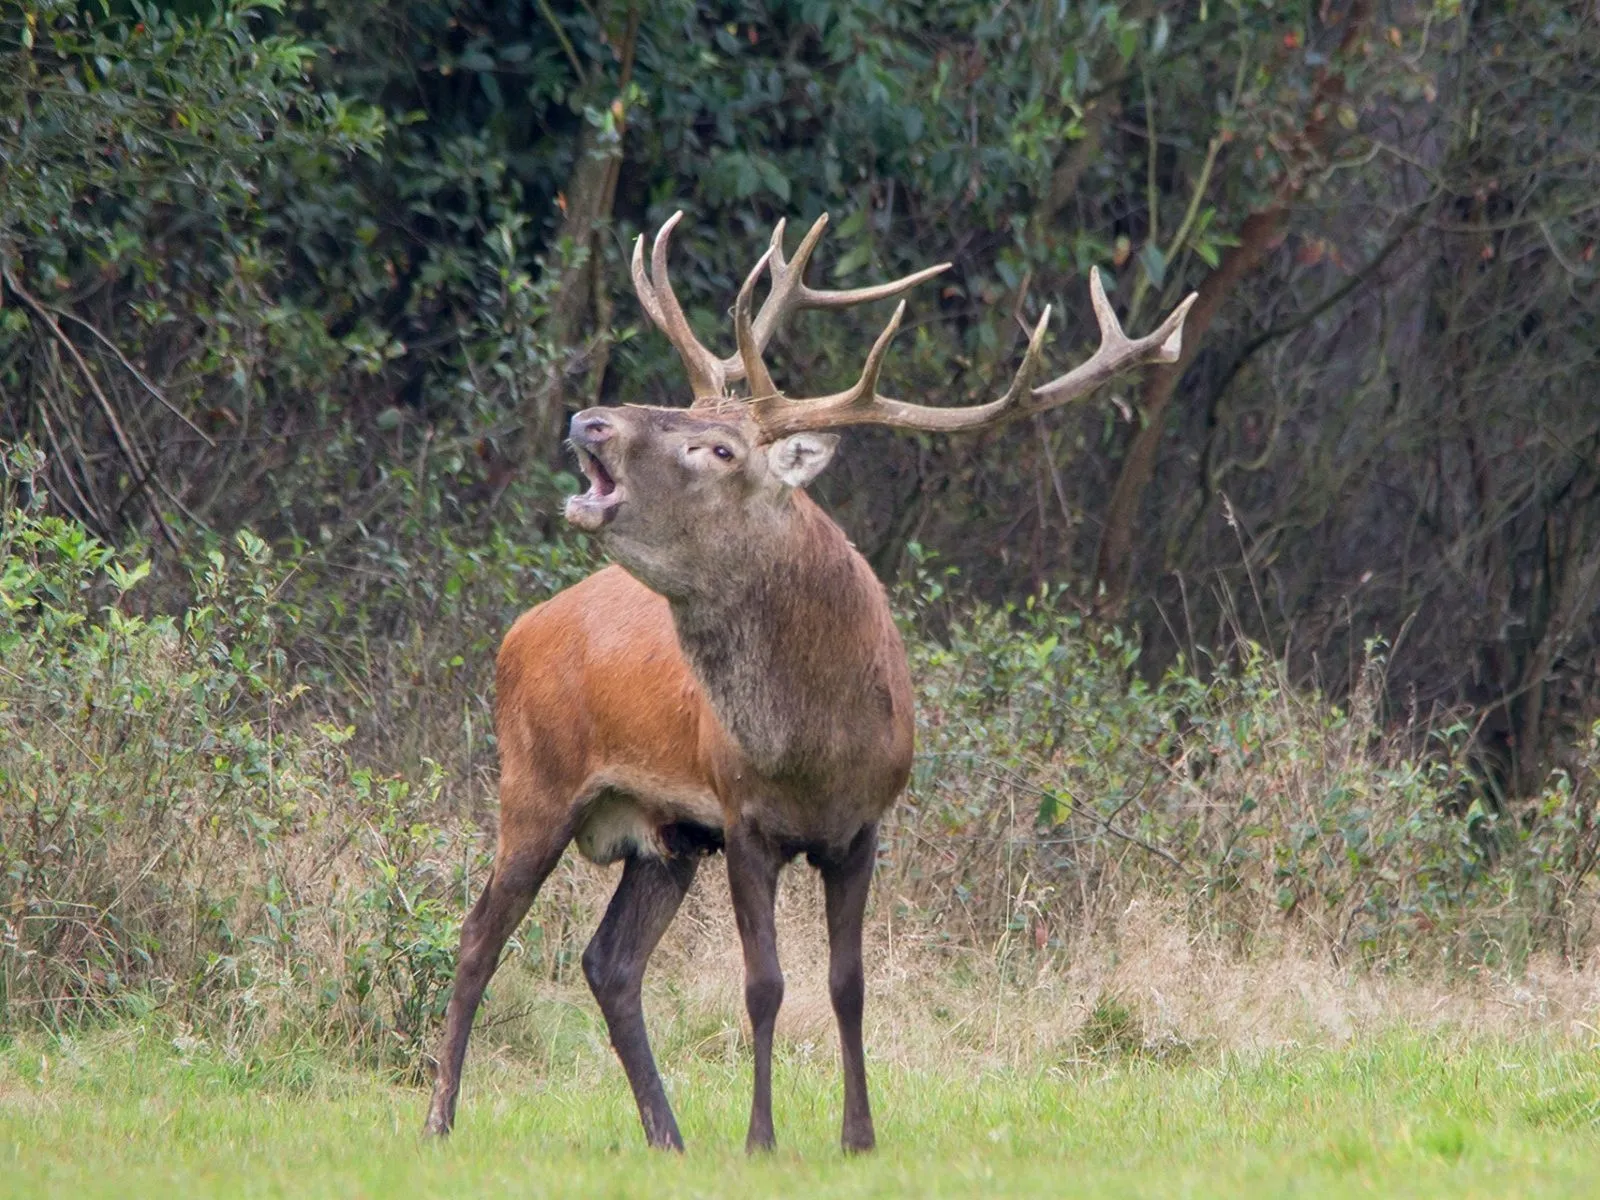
<box><xmin>667</xmin><ymin>496</ymin><xmax>895</xmax><ymax>779</ymax></box>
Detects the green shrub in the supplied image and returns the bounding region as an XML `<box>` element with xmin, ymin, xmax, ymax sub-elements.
<box><xmin>887</xmin><ymin>547</ymin><xmax>1600</xmax><ymax>969</ymax></box>
<box><xmin>0</xmin><ymin>456</ymin><xmax>480</xmax><ymax>1076</ymax></box>
<box><xmin>4</xmin><ymin>463</ymin><xmax>1599</xmax><ymax>1066</ymax></box>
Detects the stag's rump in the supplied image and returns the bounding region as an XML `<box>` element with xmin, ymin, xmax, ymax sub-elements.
<box><xmin>494</xmin><ymin>566</ymin><xmax>724</xmax><ymax>864</ymax></box>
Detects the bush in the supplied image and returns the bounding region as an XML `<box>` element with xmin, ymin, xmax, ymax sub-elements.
<box><xmin>0</xmin><ymin>452</ymin><xmax>478</xmax><ymax>1077</ymax></box>
<box><xmin>4</xmin><ymin>464</ymin><xmax>1599</xmax><ymax>1067</ymax></box>
<box><xmin>886</xmin><ymin>548</ymin><xmax>1600</xmax><ymax>970</ymax></box>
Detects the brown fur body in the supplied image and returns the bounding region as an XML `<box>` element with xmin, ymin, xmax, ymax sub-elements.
<box><xmin>498</xmin><ymin>495</ymin><xmax>912</xmax><ymax>864</ymax></box>
<box><xmin>425</xmin><ymin>407</ymin><xmax>912</xmax><ymax>1153</ymax></box>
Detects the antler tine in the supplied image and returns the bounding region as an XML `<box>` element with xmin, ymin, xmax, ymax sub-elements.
<box><xmin>1031</xmin><ymin>268</ymin><xmax>1197</xmax><ymax>401</ymax></box>
<box><xmin>733</xmin><ymin>246</ymin><xmax>779</xmax><ymax>404</ymax></box>
<box><xmin>753</xmin><ymin>305</ymin><xmax>1050</xmax><ymax>439</ymax></box>
<box><xmin>750</xmin><ymin>300</ymin><xmax>909</xmax><ymax>431</ymax></box>
<box><xmin>745</xmin><ymin>214</ymin><xmax>827</xmax><ymax>350</ymax></box>
<box><xmin>718</xmin><ymin>213</ymin><xmax>950</xmax><ymax>408</ymax></box>
<box><xmin>748</xmin><ymin>269</ymin><xmax>1198</xmax><ymax>440</ymax></box>
<box><xmin>851</xmin><ymin>299</ymin><xmax>907</xmax><ymax>403</ymax></box>
<box><xmin>681</xmin><ymin>216</ymin><xmax>816</xmax><ymax>401</ymax></box>
<box><xmin>630</xmin><ymin>234</ymin><xmax>667</xmax><ymax>329</ymax></box>
<box><xmin>633</xmin><ymin>209</ymin><xmax>955</xmax><ymax>411</ymax></box>
<box><xmin>801</xmin><ymin>262</ymin><xmax>955</xmax><ymax>309</ymax></box>
<box><xmin>632</xmin><ymin>211</ymin><xmax>728</xmax><ymax>402</ymax></box>
<box><xmin>986</xmin><ymin>305</ymin><xmax>1054</xmax><ymax>411</ymax></box>
<box><xmin>744</xmin><ymin>213</ymin><xmax>949</xmax><ymax>353</ymax></box>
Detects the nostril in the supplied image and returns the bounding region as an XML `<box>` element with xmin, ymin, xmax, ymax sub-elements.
<box><xmin>572</xmin><ymin>413</ymin><xmax>613</xmax><ymax>442</ymax></box>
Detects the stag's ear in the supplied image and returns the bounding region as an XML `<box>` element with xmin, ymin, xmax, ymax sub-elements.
<box><xmin>767</xmin><ymin>433</ymin><xmax>839</xmax><ymax>489</ymax></box>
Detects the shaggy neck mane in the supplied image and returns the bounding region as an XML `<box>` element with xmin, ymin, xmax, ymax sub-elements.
<box><xmin>666</xmin><ymin>493</ymin><xmax>890</xmax><ymax>777</ymax></box>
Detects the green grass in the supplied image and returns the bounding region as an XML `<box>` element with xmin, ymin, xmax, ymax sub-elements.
<box><xmin>3</xmin><ymin>1028</ymin><xmax>1600</xmax><ymax>1197</ymax></box>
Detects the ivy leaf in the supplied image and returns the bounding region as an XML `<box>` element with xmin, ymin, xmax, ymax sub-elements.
<box><xmin>754</xmin><ymin>156</ymin><xmax>791</xmax><ymax>202</ymax></box>
<box><xmin>1137</xmin><ymin>242</ymin><xmax>1167</xmax><ymax>286</ymax></box>
<box><xmin>1116</xmin><ymin>22</ymin><xmax>1140</xmax><ymax>63</ymax></box>
<box><xmin>1151</xmin><ymin>14</ymin><xmax>1171</xmax><ymax>57</ymax></box>
<box><xmin>833</xmin><ymin>241</ymin><xmax>872</xmax><ymax>278</ymax></box>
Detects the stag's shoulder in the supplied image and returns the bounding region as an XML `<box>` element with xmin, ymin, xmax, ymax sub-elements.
<box><xmin>499</xmin><ymin>566</ymin><xmax>688</xmax><ymax>691</ymax></box>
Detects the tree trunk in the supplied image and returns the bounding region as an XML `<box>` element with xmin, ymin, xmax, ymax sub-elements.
<box><xmin>1092</xmin><ymin>0</ymin><xmax>1375</xmax><ymax>616</ymax></box>
<box><xmin>524</xmin><ymin>5</ymin><xmax>640</xmax><ymax>465</ymax></box>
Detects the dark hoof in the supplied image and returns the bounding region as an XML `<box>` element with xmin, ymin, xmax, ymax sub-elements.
<box><xmin>642</xmin><ymin>1113</ymin><xmax>685</xmax><ymax>1152</ymax></box>
<box><xmin>842</xmin><ymin>1119</ymin><xmax>876</xmax><ymax>1154</ymax></box>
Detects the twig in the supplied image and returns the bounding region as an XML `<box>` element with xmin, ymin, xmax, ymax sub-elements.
<box><xmin>51</xmin><ymin>306</ymin><xmax>217</xmax><ymax>446</ymax></box>
<box><xmin>1144</xmin><ymin>68</ymin><xmax>1160</xmax><ymax>254</ymax></box>
<box><xmin>1127</xmin><ymin>44</ymin><xmax>1239</xmax><ymax>331</ymax></box>
<box><xmin>4</xmin><ymin>268</ymin><xmax>180</xmax><ymax>551</ymax></box>
<box><xmin>976</xmin><ymin>762</ymin><xmax>1185</xmax><ymax>870</ymax></box>
<box><xmin>1162</xmin><ymin>134</ymin><xmax>1223</xmax><ymax>269</ymax></box>
<box><xmin>1417</xmin><ymin>195</ymin><xmax>1600</xmax><ymax>235</ymax></box>
<box><xmin>408</xmin><ymin>426</ymin><xmax>435</xmax><ymax>529</ymax></box>
<box><xmin>1538</xmin><ymin>219</ymin><xmax>1598</xmax><ymax>281</ymax></box>
<box><xmin>1010</xmin><ymin>271</ymin><xmax>1077</xmax><ymax>536</ymax></box>
<box><xmin>1235</xmin><ymin>210</ymin><xmax>1420</xmax><ymax>358</ymax></box>
<box><xmin>33</xmin><ymin>400</ymin><xmax>108</xmax><ymax>530</ymax></box>
<box><xmin>537</xmin><ymin>0</ymin><xmax>588</xmax><ymax>85</ymax></box>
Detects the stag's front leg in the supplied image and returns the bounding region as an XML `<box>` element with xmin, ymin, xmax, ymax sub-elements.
<box><xmin>820</xmin><ymin>821</ymin><xmax>878</xmax><ymax>1153</ymax></box>
<box><xmin>725</xmin><ymin>820</ymin><xmax>784</xmax><ymax>1153</ymax></box>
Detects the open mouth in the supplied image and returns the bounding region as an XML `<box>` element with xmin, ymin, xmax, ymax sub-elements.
<box><xmin>564</xmin><ymin>446</ymin><xmax>625</xmax><ymax>531</ymax></box>
<box><xmin>581</xmin><ymin>448</ymin><xmax>617</xmax><ymax>497</ymax></box>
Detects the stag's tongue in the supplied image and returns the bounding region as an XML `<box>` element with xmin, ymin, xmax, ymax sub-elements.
<box><xmin>565</xmin><ymin>451</ymin><xmax>620</xmax><ymax>531</ymax></box>
<box><xmin>586</xmin><ymin>452</ymin><xmax>616</xmax><ymax>496</ymax></box>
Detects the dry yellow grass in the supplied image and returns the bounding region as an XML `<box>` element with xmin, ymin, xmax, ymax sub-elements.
<box><xmin>481</xmin><ymin>851</ymin><xmax>1600</xmax><ymax>1081</ymax></box>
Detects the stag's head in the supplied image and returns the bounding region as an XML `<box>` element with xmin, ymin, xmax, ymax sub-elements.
<box><xmin>565</xmin><ymin>404</ymin><xmax>836</xmax><ymax>594</ymax></box>
<box><xmin>565</xmin><ymin>210</ymin><xmax>1196</xmax><ymax>595</ymax></box>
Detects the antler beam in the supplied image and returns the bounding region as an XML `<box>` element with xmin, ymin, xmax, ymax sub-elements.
<box><xmin>747</xmin><ymin>268</ymin><xmax>1198</xmax><ymax>439</ymax></box>
<box><xmin>630</xmin><ymin>211</ymin><xmax>950</xmax><ymax>404</ymax></box>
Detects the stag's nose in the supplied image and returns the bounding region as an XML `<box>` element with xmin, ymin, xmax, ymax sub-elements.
<box><xmin>570</xmin><ymin>410</ymin><xmax>614</xmax><ymax>447</ymax></box>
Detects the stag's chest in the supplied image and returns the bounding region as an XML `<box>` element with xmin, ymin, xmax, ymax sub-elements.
<box><xmin>671</xmin><ymin>568</ymin><xmax>911</xmax><ymax>836</ymax></box>
<box><xmin>697</xmin><ymin>678</ymin><xmax>909</xmax><ymax>855</ymax></box>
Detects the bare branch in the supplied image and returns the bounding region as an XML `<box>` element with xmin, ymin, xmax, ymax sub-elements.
<box><xmin>4</xmin><ymin>268</ymin><xmax>180</xmax><ymax>550</ymax></box>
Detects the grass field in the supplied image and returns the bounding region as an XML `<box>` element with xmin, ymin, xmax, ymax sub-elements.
<box><xmin>4</xmin><ymin>1024</ymin><xmax>1600</xmax><ymax>1198</ymax></box>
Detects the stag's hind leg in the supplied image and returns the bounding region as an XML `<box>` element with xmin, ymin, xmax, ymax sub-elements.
<box><xmin>424</xmin><ymin>817</ymin><xmax>570</xmax><ymax>1137</ymax></box>
<box><xmin>582</xmin><ymin>842</ymin><xmax>701</xmax><ymax>1150</ymax></box>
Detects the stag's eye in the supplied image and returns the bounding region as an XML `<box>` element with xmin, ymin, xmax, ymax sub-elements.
<box><xmin>712</xmin><ymin>444</ymin><xmax>734</xmax><ymax>461</ymax></box>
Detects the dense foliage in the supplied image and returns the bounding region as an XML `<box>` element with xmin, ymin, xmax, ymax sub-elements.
<box><xmin>3</xmin><ymin>0</ymin><xmax>1599</xmax><ymax>1053</ymax></box>
<box><xmin>4</xmin><ymin>0</ymin><xmax>1595</xmax><ymax>789</ymax></box>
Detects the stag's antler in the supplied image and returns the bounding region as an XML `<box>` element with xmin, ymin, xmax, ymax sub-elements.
<box><xmin>741</xmin><ymin>265</ymin><xmax>1198</xmax><ymax>439</ymax></box>
<box><xmin>631</xmin><ymin>211</ymin><xmax>949</xmax><ymax>404</ymax></box>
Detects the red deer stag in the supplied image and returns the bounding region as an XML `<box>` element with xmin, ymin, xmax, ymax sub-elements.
<box><xmin>423</xmin><ymin>211</ymin><xmax>1195</xmax><ymax>1152</ymax></box>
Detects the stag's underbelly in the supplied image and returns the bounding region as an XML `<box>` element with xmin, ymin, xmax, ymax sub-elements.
<box><xmin>573</xmin><ymin>768</ymin><xmax>724</xmax><ymax>864</ymax></box>
<box><xmin>571</xmin><ymin>765</ymin><xmax>906</xmax><ymax>865</ymax></box>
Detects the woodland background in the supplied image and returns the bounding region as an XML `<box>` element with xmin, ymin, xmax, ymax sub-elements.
<box><xmin>3</xmin><ymin>0</ymin><xmax>1600</xmax><ymax>1054</ymax></box>
<box><xmin>6</xmin><ymin>0</ymin><xmax>1598</xmax><ymax>789</ymax></box>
